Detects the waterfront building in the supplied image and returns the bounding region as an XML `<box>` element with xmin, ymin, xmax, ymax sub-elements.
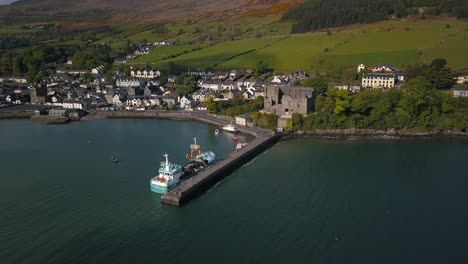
<box><xmin>62</xmin><ymin>98</ymin><xmax>88</xmax><ymax>110</ymax></box>
<box><xmin>235</xmin><ymin>114</ymin><xmax>253</xmax><ymax>126</ymax></box>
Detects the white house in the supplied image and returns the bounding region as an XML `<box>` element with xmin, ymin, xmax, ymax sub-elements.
<box><xmin>215</xmin><ymin>72</ymin><xmax>229</xmax><ymax>80</ymax></box>
<box><xmin>200</xmin><ymin>80</ymin><xmax>222</xmax><ymax>91</ymax></box>
<box><xmin>179</xmin><ymin>95</ymin><xmax>196</xmax><ymax>110</ymax></box>
<box><xmin>131</xmin><ymin>70</ymin><xmax>161</xmax><ymax>79</ymax></box>
<box><xmin>235</xmin><ymin>114</ymin><xmax>253</xmax><ymax>126</ymax></box>
<box><xmin>56</xmin><ymin>69</ymin><xmax>88</xmax><ymax>75</ymax></box>
<box><xmin>154</xmin><ymin>41</ymin><xmax>172</xmax><ymax>46</ymax></box>
<box><xmin>63</xmin><ymin>99</ymin><xmax>87</xmax><ymax>110</ymax></box>
<box><xmin>357</xmin><ymin>64</ymin><xmax>366</xmax><ymax>73</ymax></box>
<box><xmin>229</xmin><ymin>70</ymin><xmax>239</xmax><ymax>80</ymax></box>
<box><xmin>188</xmin><ymin>70</ymin><xmax>213</xmax><ymax>78</ymax></box>
<box><xmin>453</xmin><ymin>90</ymin><xmax>468</xmax><ymax>97</ymax></box>
<box><xmin>192</xmin><ymin>88</ymin><xmax>211</xmax><ymax>102</ymax></box>
<box><xmin>134</xmin><ymin>47</ymin><xmax>151</xmax><ymax>55</ymax></box>
<box><xmin>242</xmin><ymin>86</ymin><xmax>264</xmax><ymax>100</ymax></box>
<box><xmin>333</xmin><ymin>82</ymin><xmax>362</xmax><ymax>93</ymax></box>
<box><xmin>271</xmin><ymin>75</ymin><xmax>289</xmax><ymax>85</ymax></box>
<box><xmin>371</xmin><ymin>64</ymin><xmax>395</xmax><ymax>73</ymax></box>
<box><xmin>244</xmin><ymin>79</ymin><xmax>258</xmax><ymax>89</ymax></box>
<box><xmin>454</xmin><ymin>75</ymin><xmax>468</xmax><ymax>84</ymax></box>
<box><xmin>168</xmin><ymin>76</ymin><xmax>179</xmax><ymax>83</ymax></box>
<box><xmin>362</xmin><ymin>73</ymin><xmax>399</xmax><ymax>89</ymax></box>
<box><xmin>221</xmin><ymin>80</ymin><xmax>236</xmax><ymax>90</ymax></box>
<box><xmin>116</xmin><ymin>78</ymin><xmax>144</xmax><ymax>88</ymax></box>
<box><xmin>91</xmin><ymin>65</ymin><xmax>106</xmax><ymax>75</ymax></box>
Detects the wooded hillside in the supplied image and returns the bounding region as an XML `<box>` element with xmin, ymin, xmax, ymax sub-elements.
<box><xmin>284</xmin><ymin>0</ymin><xmax>468</xmax><ymax>33</ymax></box>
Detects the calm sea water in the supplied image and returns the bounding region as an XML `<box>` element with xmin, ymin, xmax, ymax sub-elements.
<box><xmin>1</xmin><ymin>119</ymin><xmax>467</xmax><ymax>263</ymax></box>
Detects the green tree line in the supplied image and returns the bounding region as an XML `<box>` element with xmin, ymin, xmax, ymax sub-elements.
<box><xmin>295</xmin><ymin>77</ymin><xmax>466</xmax><ymax>132</ymax></box>
<box><xmin>205</xmin><ymin>97</ymin><xmax>264</xmax><ymax>117</ymax></box>
<box><xmin>284</xmin><ymin>0</ymin><xmax>468</xmax><ymax>33</ymax></box>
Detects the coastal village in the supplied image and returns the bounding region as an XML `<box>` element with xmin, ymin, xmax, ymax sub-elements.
<box><xmin>1</xmin><ymin>53</ymin><xmax>468</xmax><ymax>128</ymax></box>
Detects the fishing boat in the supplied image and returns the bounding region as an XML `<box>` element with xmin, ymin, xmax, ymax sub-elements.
<box><xmin>214</xmin><ymin>129</ymin><xmax>219</xmax><ymax>135</ymax></box>
<box><xmin>221</xmin><ymin>123</ymin><xmax>238</xmax><ymax>133</ymax></box>
<box><xmin>112</xmin><ymin>156</ymin><xmax>120</xmax><ymax>163</ymax></box>
<box><xmin>150</xmin><ymin>154</ymin><xmax>182</xmax><ymax>194</ymax></box>
<box><xmin>232</xmin><ymin>136</ymin><xmax>238</xmax><ymax>141</ymax></box>
<box><xmin>180</xmin><ymin>138</ymin><xmax>216</xmax><ymax>180</ymax></box>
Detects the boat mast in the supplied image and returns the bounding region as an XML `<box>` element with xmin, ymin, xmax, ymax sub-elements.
<box><xmin>164</xmin><ymin>153</ymin><xmax>169</xmax><ymax>169</ymax></box>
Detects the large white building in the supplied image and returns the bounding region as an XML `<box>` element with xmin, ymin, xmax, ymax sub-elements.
<box><xmin>362</xmin><ymin>73</ymin><xmax>398</xmax><ymax>89</ymax></box>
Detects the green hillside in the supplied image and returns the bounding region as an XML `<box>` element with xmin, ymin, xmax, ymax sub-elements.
<box><xmin>132</xmin><ymin>19</ymin><xmax>468</xmax><ymax>72</ymax></box>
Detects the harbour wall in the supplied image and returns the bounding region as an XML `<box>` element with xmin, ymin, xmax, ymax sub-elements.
<box><xmin>96</xmin><ymin>110</ymin><xmax>267</xmax><ymax>138</ymax></box>
<box><xmin>161</xmin><ymin>132</ymin><xmax>284</xmax><ymax>206</ymax></box>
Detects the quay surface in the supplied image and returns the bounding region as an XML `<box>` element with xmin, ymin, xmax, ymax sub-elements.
<box><xmin>97</xmin><ymin>110</ymin><xmax>284</xmax><ymax>206</ymax></box>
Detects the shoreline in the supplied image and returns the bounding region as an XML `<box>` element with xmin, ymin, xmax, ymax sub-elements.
<box><xmin>2</xmin><ymin>110</ymin><xmax>467</xmax><ymax>139</ymax></box>
<box><xmin>289</xmin><ymin>128</ymin><xmax>468</xmax><ymax>140</ymax></box>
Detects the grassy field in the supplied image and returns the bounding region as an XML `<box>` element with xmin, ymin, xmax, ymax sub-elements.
<box><xmin>152</xmin><ymin>38</ymin><xmax>279</xmax><ymax>69</ymax></box>
<box><xmin>130</xmin><ymin>43</ymin><xmax>210</xmax><ymax>64</ymax></box>
<box><xmin>7</xmin><ymin>17</ymin><xmax>466</xmax><ymax>73</ymax></box>
<box><xmin>221</xmin><ymin>34</ymin><xmax>348</xmax><ymax>71</ymax></box>
<box><xmin>144</xmin><ymin>19</ymin><xmax>468</xmax><ymax>72</ymax></box>
<box><xmin>424</xmin><ymin>29</ymin><xmax>468</xmax><ymax>70</ymax></box>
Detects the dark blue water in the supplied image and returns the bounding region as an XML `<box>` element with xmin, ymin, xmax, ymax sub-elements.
<box><xmin>1</xmin><ymin>119</ymin><xmax>467</xmax><ymax>263</ymax></box>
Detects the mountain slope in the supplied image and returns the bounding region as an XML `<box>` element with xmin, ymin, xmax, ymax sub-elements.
<box><xmin>0</xmin><ymin>0</ymin><xmax>303</xmax><ymax>25</ymax></box>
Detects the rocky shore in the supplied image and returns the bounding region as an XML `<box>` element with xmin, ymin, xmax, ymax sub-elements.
<box><xmin>299</xmin><ymin>128</ymin><xmax>468</xmax><ymax>139</ymax></box>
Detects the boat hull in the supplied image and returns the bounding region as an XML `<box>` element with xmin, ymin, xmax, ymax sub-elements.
<box><xmin>150</xmin><ymin>181</ymin><xmax>179</xmax><ymax>194</ymax></box>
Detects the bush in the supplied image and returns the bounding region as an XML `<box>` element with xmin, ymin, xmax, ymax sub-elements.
<box><xmin>252</xmin><ymin>113</ymin><xmax>278</xmax><ymax>130</ymax></box>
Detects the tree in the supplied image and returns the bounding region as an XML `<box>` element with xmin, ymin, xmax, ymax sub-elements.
<box><xmin>255</xmin><ymin>60</ymin><xmax>269</xmax><ymax>76</ymax></box>
<box><xmin>300</xmin><ymin>77</ymin><xmax>327</xmax><ymax>95</ymax></box>
<box><xmin>430</xmin><ymin>58</ymin><xmax>447</xmax><ymax>70</ymax></box>
<box><xmin>168</xmin><ymin>62</ymin><xmax>185</xmax><ymax>75</ymax></box>
<box><xmin>167</xmin><ymin>102</ymin><xmax>175</xmax><ymax>110</ymax></box>
<box><xmin>291</xmin><ymin>113</ymin><xmax>303</xmax><ymax>130</ymax></box>
<box><xmin>205</xmin><ymin>97</ymin><xmax>217</xmax><ymax>114</ymax></box>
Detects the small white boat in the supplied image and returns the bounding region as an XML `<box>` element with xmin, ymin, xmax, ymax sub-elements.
<box><xmin>221</xmin><ymin>123</ymin><xmax>238</xmax><ymax>133</ymax></box>
<box><xmin>236</xmin><ymin>143</ymin><xmax>249</xmax><ymax>151</ymax></box>
<box><xmin>214</xmin><ymin>129</ymin><xmax>219</xmax><ymax>135</ymax></box>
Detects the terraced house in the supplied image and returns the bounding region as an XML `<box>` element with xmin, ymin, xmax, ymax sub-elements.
<box><xmin>131</xmin><ymin>70</ymin><xmax>161</xmax><ymax>79</ymax></box>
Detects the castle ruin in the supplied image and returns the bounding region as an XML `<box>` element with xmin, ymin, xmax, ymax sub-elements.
<box><xmin>264</xmin><ymin>85</ymin><xmax>314</xmax><ymax>116</ymax></box>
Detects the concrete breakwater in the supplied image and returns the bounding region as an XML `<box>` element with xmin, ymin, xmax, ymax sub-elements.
<box><xmin>161</xmin><ymin>133</ymin><xmax>284</xmax><ymax>206</ymax></box>
<box><xmin>97</xmin><ymin>110</ymin><xmax>282</xmax><ymax>206</ymax></box>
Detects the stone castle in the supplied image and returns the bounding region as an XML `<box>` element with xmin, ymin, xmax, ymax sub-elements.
<box><xmin>264</xmin><ymin>85</ymin><xmax>314</xmax><ymax>116</ymax></box>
